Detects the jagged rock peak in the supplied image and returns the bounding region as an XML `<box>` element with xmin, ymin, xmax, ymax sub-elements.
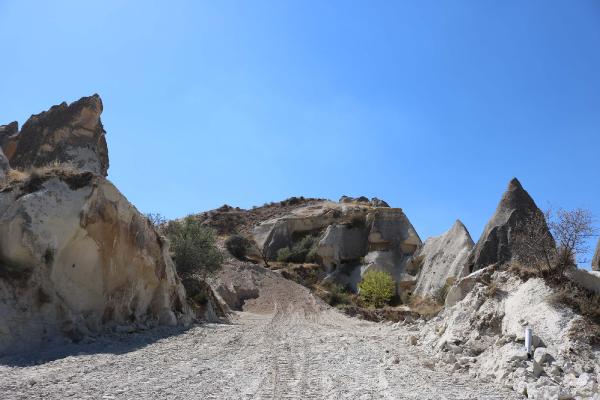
<box><xmin>3</xmin><ymin>94</ymin><xmax>109</xmax><ymax>176</ymax></box>
<box><xmin>466</xmin><ymin>178</ymin><xmax>550</xmax><ymax>273</ymax></box>
<box><xmin>412</xmin><ymin>219</ymin><xmax>474</xmax><ymax>297</ymax></box>
<box><xmin>593</xmin><ymin>238</ymin><xmax>600</xmax><ymax>271</ymax></box>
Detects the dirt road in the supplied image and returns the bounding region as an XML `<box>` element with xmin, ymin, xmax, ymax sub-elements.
<box><xmin>0</xmin><ymin>264</ymin><xmax>521</xmax><ymax>399</ymax></box>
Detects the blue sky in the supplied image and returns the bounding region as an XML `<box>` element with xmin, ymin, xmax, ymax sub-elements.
<box><xmin>1</xmin><ymin>1</ymin><xmax>599</xmax><ymax>266</ymax></box>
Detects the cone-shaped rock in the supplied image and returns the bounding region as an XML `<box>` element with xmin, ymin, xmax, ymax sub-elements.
<box><xmin>593</xmin><ymin>239</ymin><xmax>600</xmax><ymax>271</ymax></box>
<box><xmin>4</xmin><ymin>94</ymin><xmax>109</xmax><ymax>176</ymax></box>
<box><xmin>466</xmin><ymin>178</ymin><xmax>550</xmax><ymax>272</ymax></box>
<box><xmin>413</xmin><ymin>220</ymin><xmax>474</xmax><ymax>297</ymax></box>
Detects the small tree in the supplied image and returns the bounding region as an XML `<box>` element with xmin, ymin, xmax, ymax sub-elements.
<box><xmin>359</xmin><ymin>270</ymin><xmax>395</xmax><ymax>308</ymax></box>
<box><xmin>163</xmin><ymin>216</ymin><xmax>223</xmax><ymax>278</ymax></box>
<box><xmin>549</xmin><ymin>208</ymin><xmax>596</xmax><ymax>276</ymax></box>
<box><xmin>513</xmin><ymin>207</ymin><xmax>596</xmax><ymax>278</ymax></box>
<box><xmin>513</xmin><ymin>209</ymin><xmax>556</xmax><ymax>274</ymax></box>
<box><xmin>225</xmin><ymin>234</ymin><xmax>252</xmax><ymax>260</ymax></box>
<box><xmin>146</xmin><ymin>212</ymin><xmax>167</xmax><ymax>231</ymax></box>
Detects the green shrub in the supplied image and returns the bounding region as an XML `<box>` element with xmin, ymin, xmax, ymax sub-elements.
<box><xmin>326</xmin><ymin>283</ymin><xmax>352</xmax><ymax>307</ymax></box>
<box><xmin>163</xmin><ymin>216</ymin><xmax>223</xmax><ymax>278</ymax></box>
<box><xmin>225</xmin><ymin>234</ymin><xmax>251</xmax><ymax>260</ymax></box>
<box><xmin>276</xmin><ymin>235</ymin><xmax>319</xmax><ymax>263</ymax></box>
<box><xmin>359</xmin><ymin>270</ymin><xmax>395</xmax><ymax>308</ymax></box>
<box><xmin>277</xmin><ymin>247</ymin><xmax>292</xmax><ymax>262</ymax></box>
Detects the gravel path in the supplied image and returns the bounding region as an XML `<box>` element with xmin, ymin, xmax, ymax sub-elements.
<box><xmin>0</xmin><ymin>265</ymin><xmax>522</xmax><ymax>399</ymax></box>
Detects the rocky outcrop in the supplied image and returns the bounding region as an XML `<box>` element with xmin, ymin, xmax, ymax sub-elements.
<box><xmin>419</xmin><ymin>271</ymin><xmax>599</xmax><ymax>399</ymax></box>
<box><xmin>253</xmin><ymin>201</ymin><xmax>421</xmax><ymax>294</ymax></box>
<box><xmin>317</xmin><ymin>224</ymin><xmax>368</xmax><ymax>268</ymax></box>
<box><xmin>0</xmin><ymin>169</ymin><xmax>191</xmax><ymax>354</ymax></box>
<box><xmin>593</xmin><ymin>239</ymin><xmax>600</xmax><ymax>271</ymax></box>
<box><xmin>0</xmin><ymin>96</ymin><xmax>191</xmax><ymax>355</ymax></box>
<box><xmin>466</xmin><ymin>178</ymin><xmax>550</xmax><ymax>273</ymax></box>
<box><xmin>339</xmin><ymin>195</ymin><xmax>390</xmax><ymax>208</ymax></box>
<box><xmin>412</xmin><ymin>220</ymin><xmax>474</xmax><ymax>298</ymax></box>
<box><xmin>3</xmin><ymin>95</ymin><xmax>109</xmax><ymax>176</ymax></box>
<box><xmin>0</xmin><ymin>121</ymin><xmax>18</xmax><ymax>144</ymax></box>
<box><xmin>0</xmin><ymin>148</ymin><xmax>10</xmax><ymax>181</ymax></box>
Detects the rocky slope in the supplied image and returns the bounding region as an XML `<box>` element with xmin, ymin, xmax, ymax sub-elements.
<box><xmin>414</xmin><ymin>178</ymin><xmax>600</xmax><ymax>399</ymax></box>
<box><xmin>418</xmin><ymin>269</ymin><xmax>599</xmax><ymax>399</ymax></box>
<box><xmin>0</xmin><ymin>96</ymin><xmax>191</xmax><ymax>355</ymax></box>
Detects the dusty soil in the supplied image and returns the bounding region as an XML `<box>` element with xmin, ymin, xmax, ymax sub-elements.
<box><xmin>0</xmin><ymin>264</ymin><xmax>522</xmax><ymax>399</ymax></box>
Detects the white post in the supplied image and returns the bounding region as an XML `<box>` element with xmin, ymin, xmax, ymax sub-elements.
<box><xmin>524</xmin><ymin>327</ymin><xmax>533</xmax><ymax>357</ymax></box>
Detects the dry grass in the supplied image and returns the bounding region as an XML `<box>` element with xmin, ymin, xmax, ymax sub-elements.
<box><xmin>409</xmin><ymin>295</ymin><xmax>443</xmax><ymax>319</ymax></box>
<box><xmin>3</xmin><ymin>162</ymin><xmax>93</xmax><ymax>192</ymax></box>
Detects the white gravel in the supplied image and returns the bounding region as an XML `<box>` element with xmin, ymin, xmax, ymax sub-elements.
<box><xmin>0</xmin><ymin>265</ymin><xmax>522</xmax><ymax>399</ymax></box>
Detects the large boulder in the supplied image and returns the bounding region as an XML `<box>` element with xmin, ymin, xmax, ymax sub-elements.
<box><xmin>3</xmin><ymin>95</ymin><xmax>109</xmax><ymax>176</ymax></box>
<box><xmin>593</xmin><ymin>239</ymin><xmax>600</xmax><ymax>271</ymax></box>
<box><xmin>466</xmin><ymin>178</ymin><xmax>550</xmax><ymax>273</ymax></box>
<box><xmin>413</xmin><ymin>220</ymin><xmax>474</xmax><ymax>298</ymax></box>
<box><xmin>0</xmin><ymin>169</ymin><xmax>191</xmax><ymax>354</ymax></box>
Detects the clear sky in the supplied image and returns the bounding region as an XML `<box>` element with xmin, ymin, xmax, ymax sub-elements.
<box><xmin>1</xmin><ymin>1</ymin><xmax>599</xmax><ymax>266</ymax></box>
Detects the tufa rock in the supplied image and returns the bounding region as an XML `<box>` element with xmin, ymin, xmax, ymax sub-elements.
<box><xmin>0</xmin><ymin>96</ymin><xmax>191</xmax><ymax>354</ymax></box>
<box><xmin>0</xmin><ymin>121</ymin><xmax>18</xmax><ymax>143</ymax></box>
<box><xmin>4</xmin><ymin>94</ymin><xmax>109</xmax><ymax>176</ymax></box>
<box><xmin>466</xmin><ymin>178</ymin><xmax>550</xmax><ymax>273</ymax></box>
<box><xmin>0</xmin><ymin>148</ymin><xmax>10</xmax><ymax>181</ymax></box>
<box><xmin>253</xmin><ymin>201</ymin><xmax>421</xmax><ymax>294</ymax></box>
<box><xmin>592</xmin><ymin>239</ymin><xmax>599</xmax><ymax>271</ymax></box>
<box><xmin>0</xmin><ymin>171</ymin><xmax>191</xmax><ymax>354</ymax></box>
<box><xmin>412</xmin><ymin>220</ymin><xmax>474</xmax><ymax>298</ymax></box>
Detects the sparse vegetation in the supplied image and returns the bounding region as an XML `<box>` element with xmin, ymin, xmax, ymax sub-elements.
<box><xmin>408</xmin><ymin>295</ymin><xmax>443</xmax><ymax>319</ymax></box>
<box><xmin>225</xmin><ymin>234</ymin><xmax>252</xmax><ymax>260</ymax></box>
<box><xmin>548</xmin><ymin>280</ymin><xmax>600</xmax><ymax>324</ymax></box>
<box><xmin>433</xmin><ymin>277</ymin><xmax>456</xmax><ymax>304</ymax></box>
<box><xmin>146</xmin><ymin>213</ymin><xmax>167</xmax><ymax>230</ymax></box>
<box><xmin>276</xmin><ymin>235</ymin><xmax>319</xmax><ymax>263</ymax></box>
<box><xmin>163</xmin><ymin>216</ymin><xmax>223</xmax><ymax>278</ymax></box>
<box><xmin>358</xmin><ymin>270</ymin><xmax>395</xmax><ymax>308</ymax></box>
<box><xmin>513</xmin><ymin>207</ymin><xmax>596</xmax><ymax>279</ymax></box>
<box><xmin>321</xmin><ymin>282</ymin><xmax>353</xmax><ymax>307</ymax></box>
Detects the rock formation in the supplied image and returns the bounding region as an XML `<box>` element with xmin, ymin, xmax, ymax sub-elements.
<box><xmin>412</xmin><ymin>220</ymin><xmax>474</xmax><ymax>298</ymax></box>
<box><xmin>466</xmin><ymin>178</ymin><xmax>551</xmax><ymax>273</ymax></box>
<box><xmin>339</xmin><ymin>195</ymin><xmax>390</xmax><ymax>207</ymax></box>
<box><xmin>593</xmin><ymin>238</ymin><xmax>600</xmax><ymax>271</ymax></box>
<box><xmin>0</xmin><ymin>95</ymin><xmax>190</xmax><ymax>354</ymax></box>
<box><xmin>253</xmin><ymin>201</ymin><xmax>421</xmax><ymax>293</ymax></box>
<box><xmin>2</xmin><ymin>95</ymin><xmax>109</xmax><ymax>176</ymax></box>
<box><xmin>420</xmin><ymin>270</ymin><xmax>599</xmax><ymax>398</ymax></box>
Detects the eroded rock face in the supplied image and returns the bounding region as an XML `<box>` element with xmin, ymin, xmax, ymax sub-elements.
<box><xmin>0</xmin><ymin>173</ymin><xmax>190</xmax><ymax>354</ymax></box>
<box><xmin>593</xmin><ymin>239</ymin><xmax>600</xmax><ymax>271</ymax></box>
<box><xmin>466</xmin><ymin>178</ymin><xmax>550</xmax><ymax>273</ymax></box>
<box><xmin>0</xmin><ymin>96</ymin><xmax>192</xmax><ymax>354</ymax></box>
<box><xmin>317</xmin><ymin>224</ymin><xmax>368</xmax><ymax>269</ymax></box>
<box><xmin>253</xmin><ymin>201</ymin><xmax>421</xmax><ymax>294</ymax></box>
<box><xmin>412</xmin><ymin>220</ymin><xmax>474</xmax><ymax>298</ymax></box>
<box><xmin>4</xmin><ymin>95</ymin><xmax>109</xmax><ymax>176</ymax></box>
